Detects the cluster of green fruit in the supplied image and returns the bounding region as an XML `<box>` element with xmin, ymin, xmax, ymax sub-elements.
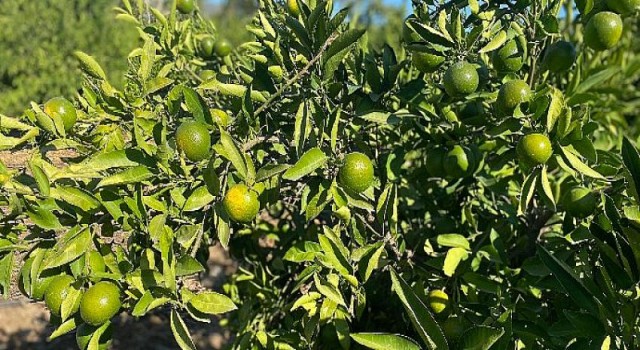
<box><xmin>20</xmin><ymin>251</ymin><xmax>121</xmax><ymax>349</ymax></box>
<box><xmin>175</xmin><ymin>121</ymin><xmax>375</xmax><ymax>224</ymax></box>
<box><xmin>176</xmin><ymin>0</ymin><xmax>232</xmax><ymax>82</ymax></box>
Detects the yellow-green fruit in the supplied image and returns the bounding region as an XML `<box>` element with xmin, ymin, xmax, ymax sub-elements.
<box><xmin>76</xmin><ymin>323</ymin><xmax>113</xmax><ymax>350</ymax></box>
<box><xmin>198</xmin><ymin>36</ymin><xmax>215</xmax><ymax>58</ymax></box>
<box><xmin>412</xmin><ymin>52</ymin><xmax>445</xmax><ymax>73</ymax></box>
<box><xmin>176</xmin><ymin>0</ymin><xmax>195</xmax><ymax>14</ymax></box>
<box><xmin>492</xmin><ymin>40</ymin><xmax>524</xmax><ymax>73</ymax></box>
<box><xmin>339</xmin><ymin>152</ymin><xmax>375</xmax><ymax>193</ymax></box>
<box><xmin>444</xmin><ymin>145</ymin><xmax>474</xmax><ymax>179</ymax></box>
<box><xmin>44</xmin><ymin>275</ymin><xmax>76</xmax><ymax>317</ymax></box>
<box><xmin>223</xmin><ymin>184</ymin><xmax>261</xmax><ymax>223</ymax></box>
<box><xmin>199</xmin><ymin>70</ymin><xmax>215</xmax><ymax>82</ymax></box>
<box><xmin>517</xmin><ymin>133</ymin><xmax>553</xmax><ymax>167</ymax></box>
<box><xmin>287</xmin><ymin>0</ymin><xmax>301</xmax><ymax>16</ymax></box>
<box><xmin>542</xmin><ymin>41</ymin><xmax>577</xmax><ymax>73</ymax></box>
<box><xmin>215</xmin><ymin>39</ymin><xmax>232</xmax><ymax>57</ymax></box>
<box><xmin>584</xmin><ymin>12</ymin><xmax>623</xmax><ymax>51</ymax></box>
<box><xmin>175</xmin><ymin>121</ymin><xmax>211</xmax><ymax>162</ymax></box>
<box><xmin>562</xmin><ymin>187</ymin><xmax>597</xmax><ymax>218</ymax></box>
<box><xmin>425</xmin><ymin>148</ymin><xmax>447</xmax><ymax>177</ymax></box>
<box><xmin>606</xmin><ymin>0</ymin><xmax>640</xmax><ymax>14</ymax></box>
<box><xmin>428</xmin><ymin>289</ymin><xmax>449</xmax><ymax>314</ymax></box>
<box><xmin>444</xmin><ymin>62</ymin><xmax>479</xmax><ymax>97</ymax></box>
<box><xmin>44</xmin><ymin>97</ymin><xmax>77</xmax><ymax>132</ymax></box>
<box><xmin>79</xmin><ymin>281</ymin><xmax>121</xmax><ymax>326</ymax></box>
<box><xmin>496</xmin><ymin>80</ymin><xmax>532</xmax><ymax>115</ymax></box>
<box><xmin>87</xmin><ymin>251</ymin><xmax>106</xmax><ymax>274</ymax></box>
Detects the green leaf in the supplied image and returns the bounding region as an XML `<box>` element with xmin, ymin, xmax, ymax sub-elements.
<box><xmin>182</xmin><ymin>87</ymin><xmax>206</xmax><ymax>123</ymax></box>
<box><xmin>50</xmin><ymin>186</ymin><xmax>101</xmax><ymax>212</ymax></box>
<box><xmin>436</xmin><ymin>234</ymin><xmax>471</xmax><ymax>250</ymax></box>
<box><xmin>27</xmin><ymin>205</ymin><xmax>62</xmax><ymax>230</ymax></box>
<box><xmin>537</xmin><ymin>245</ymin><xmax>600</xmax><ymax>315</ymax></box>
<box><xmin>74</xmin><ymin>51</ymin><xmax>107</xmax><ymax>80</ymax></box>
<box><xmin>97</xmin><ymin>166</ymin><xmax>153</xmax><ymax>188</ymax></box>
<box><xmin>283</xmin><ymin>147</ymin><xmax>328</xmax><ymax>181</ymax></box>
<box><xmin>458</xmin><ymin>326</ymin><xmax>505</xmax><ymax>350</ymax></box>
<box><xmin>87</xmin><ymin>321</ymin><xmax>111</xmax><ymax>350</ymax></box>
<box><xmin>169</xmin><ymin>309</ymin><xmax>196</xmax><ymax>350</ymax></box>
<box><xmin>559</xmin><ymin>146</ymin><xmax>605</xmax><ymax>179</ymax></box>
<box><xmin>518</xmin><ymin>170</ymin><xmax>538</xmax><ymax>216</ymax></box>
<box><xmin>546</xmin><ymin>87</ymin><xmax>564</xmax><ymax>132</ymax></box>
<box><xmin>443</xmin><ymin>247</ymin><xmax>469</xmax><ymax>277</ymax></box>
<box><xmin>351</xmin><ymin>333</ymin><xmax>421</xmax><ymax>350</ymax></box>
<box><xmin>188</xmin><ymin>291</ymin><xmax>237</xmax><ymax>315</ymax></box>
<box><xmin>138</xmin><ymin>35</ymin><xmax>155</xmax><ymax>81</ymax></box>
<box><xmin>44</xmin><ymin>228</ymin><xmax>92</xmax><ymax>270</ymax></box>
<box><xmin>256</xmin><ymin>164</ymin><xmax>291</xmax><ymax>182</ymax></box>
<box><xmin>74</xmin><ymin>149</ymin><xmax>147</xmax><ymax>172</ymax></box>
<box><xmin>314</xmin><ymin>274</ymin><xmax>347</xmax><ymax>307</ymax></box>
<box><xmin>0</xmin><ymin>252</ymin><xmax>13</xmax><ymax>298</ymax></box>
<box><xmin>622</xmin><ymin>137</ymin><xmax>640</xmax><ymax>200</ymax></box>
<box><xmin>572</xmin><ymin>67</ymin><xmax>618</xmax><ymax>95</ymax></box>
<box><xmin>60</xmin><ymin>283</ymin><xmax>82</xmax><ymax>321</ymax></box>
<box><xmin>176</xmin><ymin>255</ymin><xmax>205</xmax><ymax>277</ymax></box>
<box><xmin>48</xmin><ymin>317</ymin><xmax>77</xmax><ymax>341</ymax></box>
<box><xmin>323</xmin><ymin>28</ymin><xmax>366</xmax><ymax>80</ymax></box>
<box><xmin>389</xmin><ymin>270</ymin><xmax>448</xmax><ymax>350</ymax></box>
<box><xmin>219</xmin><ymin>129</ymin><xmax>248</xmax><ymax>179</ymax></box>
<box><xmin>478</xmin><ymin>30</ymin><xmax>506</xmax><ymax>53</ymax></box>
<box><xmin>29</xmin><ymin>160</ymin><xmax>50</xmax><ymax>197</ymax></box>
<box><xmin>182</xmin><ymin>186</ymin><xmax>215</xmax><ymax>212</ymax></box>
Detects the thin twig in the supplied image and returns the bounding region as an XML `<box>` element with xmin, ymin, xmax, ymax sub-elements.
<box><xmin>253</xmin><ymin>32</ymin><xmax>340</xmax><ymax>117</ymax></box>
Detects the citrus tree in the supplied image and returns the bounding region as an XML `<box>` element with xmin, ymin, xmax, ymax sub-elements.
<box><xmin>1</xmin><ymin>0</ymin><xmax>640</xmax><ymax>349</ymax></box>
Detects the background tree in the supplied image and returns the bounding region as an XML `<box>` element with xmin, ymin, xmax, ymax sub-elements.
<box><xmin>0</xmin><ymin>0</ymin><xmax>137</xmax><ymax>115</ymax></box>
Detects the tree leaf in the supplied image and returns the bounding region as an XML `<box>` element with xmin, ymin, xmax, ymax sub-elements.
<box><xmin>188</xmin><ymin>291</ymin><xmax>237</xmax><ymax>315</ymax></box>
<box><xmin>323</xmin><ymin>28</ymin><xmax>366</xmax><ymax>80</ymax></box>
<box><xmin>283</xmin><ymin>147</ymin><xmax>328</xmax><ymax>181</ymax></box>
<box><xmin>537</xmin><ymin>245</ymin><xmax>600</xmax><ymax>315</ymax></box>
<box><xmin>182</xmin><ymin>186</ymin><xmax>215</xmax><ymax>212</ymax></box>
<box><xmin>97</xmin><ymin>166</ymin><xmax>153</xmax><ymax>188</ymax></box>
<box><xmin>256</xmin><ymin>164</ymin><xmax>291</xmax><ymax>182</ymax></box>
<box><xmin>478</xmin><ymin>30</ymin><xmax>506</xmax><ymax>53</ymax></box>
<box><xmin>219</xmin><ymin>129</ymin><xmax>248</xmax><ymax>179</ymax></box>
<box><xmin>458</xmin><ymin>326</ymin><xmax>505</xmax><ymax>350</ymax></box>
<box><xmin>518</xmin><ymin>170</ymin><xmax>538</xmax><ymax>216</ymax></box>
<box><xmin>546</xmin><ymin>87</ymin><xmax>564</xmax><ymax>132</ymax></box>
<box><xmin>443</xmin><ymin>247</ymin><xmax>469</xmax><ymax>277</ymax></box>
<box><xmin>622</xmin><ymin>137</ymin><xmax>640</xmax><ymax>200</ymax></box>
<box><xmin>74</xmin><ymin>51</ymin><xmax>107</xmax><ymax>80</ymax></box>
<box><xmin>44</xmin><ymin>227</ymin><xmax>92</xmax><ymax>270</ymax></box>
<box><xmin>559</xmin><ymin>146</ymin><xmax>605</xmax><ymax>179</ymax></box>
<box><xmin>436</xmin><ymin>234</ymin><xmax>471</xmax><ymax>250</ymax></box>
<box><xmin>351</xmin><ymin>333</ymin><xmax>421</xmax><ymax>350</ymax></box>
<box><xmin>170</xmin><ymin>310</ymin><xmax>196</xmax><ymax>350</ymax></box>
<box><xmin>50</xmin><ymin>186</ymin><xmax>101</xmax><ymax>212</ymax></box>
<box><xmin>389</xmin><ymin>270</ymin><xmax>449</xmax><ymax>350</ymax></box>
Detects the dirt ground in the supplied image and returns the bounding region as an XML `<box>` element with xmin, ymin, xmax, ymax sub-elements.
<box><xmin>0</xmin><ymin>245</ymin><xmax>236</xmax><ymax>350</ymax></box>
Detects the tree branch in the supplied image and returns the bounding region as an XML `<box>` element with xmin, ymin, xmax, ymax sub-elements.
<box><xmin>253</xmin><ymin>32</ymin><xmax>339</xmax><ymax>117</ymax></box>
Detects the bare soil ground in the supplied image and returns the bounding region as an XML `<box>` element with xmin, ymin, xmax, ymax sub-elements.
<box><xmin>0</xmin><ymin>245</ymin><xmax>236</xmax><ymax>350</ymax></box>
